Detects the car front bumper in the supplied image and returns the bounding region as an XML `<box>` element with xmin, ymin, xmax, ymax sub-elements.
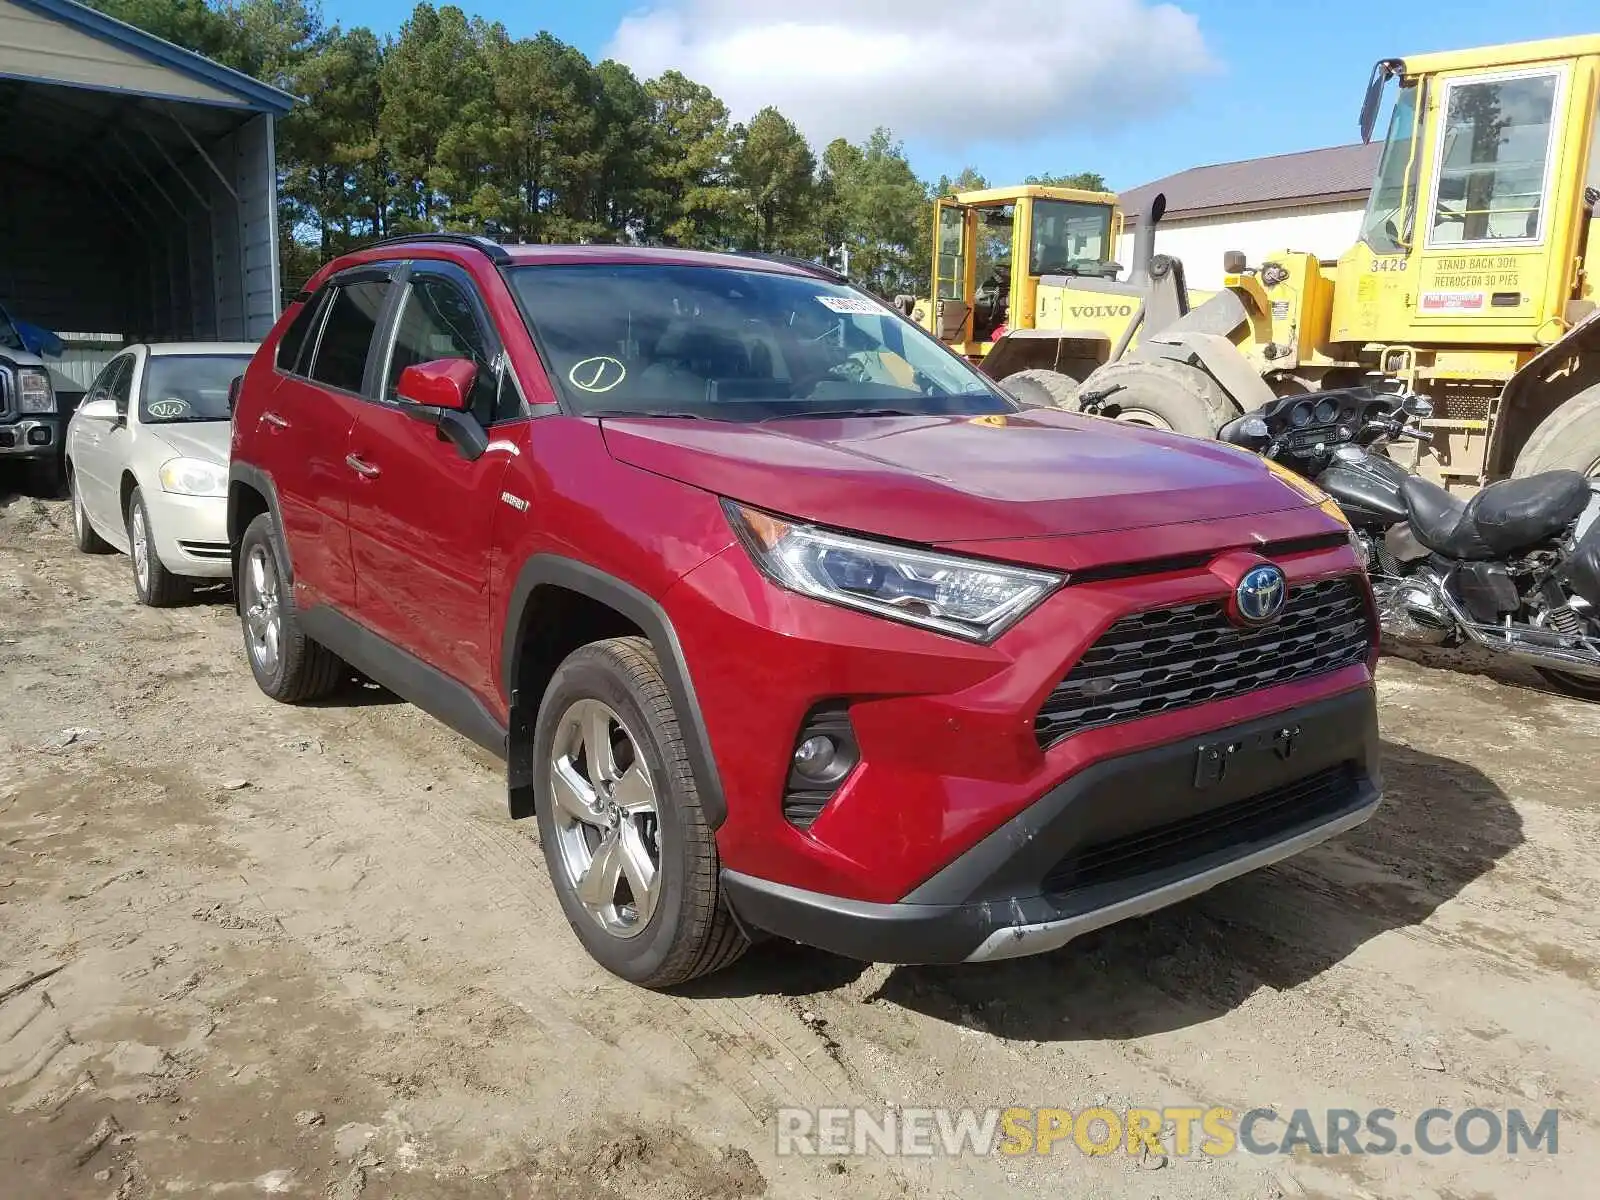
<box><xmin>149</xmin><ymin>491</ymin><xmax>232</xmax><ymax>579</ymax></box>
<box><xmin>0</xmin><ymin>416</ymin><xmax>62</xmax><ymax>459</ymax></box>
<box><xmin>721</xmin><ymin>686</ymin><xmax>1380</xmax><ymax>965</ymax></box>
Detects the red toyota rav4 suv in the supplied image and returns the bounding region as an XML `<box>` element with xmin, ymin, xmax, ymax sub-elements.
<box><xmin>228</xmin><ymin>235</ymin><xmax>1381</xmax><ymax>988</ymax></box>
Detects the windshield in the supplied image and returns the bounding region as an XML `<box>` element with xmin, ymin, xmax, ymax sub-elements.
<box><xmin>139</xmin><ymin>355</ymin><xmax>253</xmax><ymax>423</ymax></box>
<box><xmin>508</xmin><ymin>264</ymin><xmax>1014</xmax><ymax>419</ymax></box>
<box><xmin>1360</xmin><ymin>83</ymin><xmax>1419</xmax><ymax>253</ymax></box>
<box><xmin>1030</xmin><ymin>199</ymin><xmax>1114</xmax><ymax>274</ymax></box>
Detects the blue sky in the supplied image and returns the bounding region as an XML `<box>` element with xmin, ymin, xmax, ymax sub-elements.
<box><xmin>321</xmin><ymin>0</ymin><xmax>1597</xmax><ymax>191</ymax></box>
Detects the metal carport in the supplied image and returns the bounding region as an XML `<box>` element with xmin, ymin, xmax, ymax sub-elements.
<box><xmin>0</xmin><ymin>0</ymin><xmax>293</xmax><ymax>361</ymax></box>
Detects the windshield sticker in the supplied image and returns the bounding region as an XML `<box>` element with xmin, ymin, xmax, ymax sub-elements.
<box><xmin>816</xmin><ymin>295</ymin><xmax>884</xmax><ymax>316</ymax></box>
<box><xmin>147</xmin><ymin>398</ymin><xmax>190</xmax><ymax>419</ymax></box>
<box><xmin>568</xmin><ymin>356</ymin><xmax>627</xmax><ymax>393</ymax></box>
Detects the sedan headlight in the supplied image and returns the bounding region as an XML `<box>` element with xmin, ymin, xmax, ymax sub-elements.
<box><xmin>724</xmin><ymin>501</ymin><xmax>1063</xmax><ymax>642</ymax></box>
<box><xmin>16</xmin><ymin>368</ymin><xmax>55</xmax><ymax>414</ymax></box>
<box><xmin>158</xmin><ymin>458</ymin><xmax>227</xmax><ymax>497</ymax></box>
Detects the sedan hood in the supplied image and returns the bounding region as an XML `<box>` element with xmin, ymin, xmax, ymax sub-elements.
<box><xmin>600</xmin><ymin>409</ymin><xmax>1314</xmax><ymax>544</ymax></box>
<box><xmin>148</xmin><ymin>421</ymin><xmax>230</xmax><ymax>467</ymax></box>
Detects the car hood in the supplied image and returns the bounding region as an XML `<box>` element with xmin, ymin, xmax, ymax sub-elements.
<box><xmin>147</xmin><ymin>421</ymin><xmax>230</xmax><ymax>467</ymax></box>
<box><xmin>599</xmin><ymin>409</ymin><xmax>1315</xmax><ymax>544</ymax></box>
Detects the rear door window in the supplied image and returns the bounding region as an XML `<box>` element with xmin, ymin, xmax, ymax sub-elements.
<box><xmin>307</xmin><ymin>280</ymin><xmax>391</xmax><ymax>394</ymax></box>
<box><xmin>276</xmin><ymin>291</ymin><xmax>327</xmax><ymax>374</ymax></box>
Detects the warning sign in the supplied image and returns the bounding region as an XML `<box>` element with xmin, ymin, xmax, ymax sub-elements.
<box><xmin>1420</xmin><ymin>291</ymin><xmax>1486</xmax><ymax>313</ymax></box>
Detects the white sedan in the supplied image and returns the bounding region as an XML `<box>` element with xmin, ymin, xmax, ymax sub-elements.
<box><xmin>66</xmin><ymin>343</ymin><xmax>257</xmax><ymax>605</ymax></box>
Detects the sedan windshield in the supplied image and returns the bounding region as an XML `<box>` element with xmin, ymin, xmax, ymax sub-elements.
<box><xmin>508</xmin><ymin>263</ymin><xmax>1015</xmax><ymax>419</ymax></box>
<box><xmin>140</xmin><ymin>355</ymin><xmax>253</xmax><ymax>424</ymax></box>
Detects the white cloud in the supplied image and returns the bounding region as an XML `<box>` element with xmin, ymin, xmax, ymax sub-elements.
<box><xmin>604</xmin><ymin>0</ymin><xmax>1216</xmax><ymax>150</ymax></box>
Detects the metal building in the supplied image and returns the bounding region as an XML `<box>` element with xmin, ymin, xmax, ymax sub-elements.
<box><xmin>0</xmin><ymin>0</ymin><xmax>294</xmax><ymax>355</ymax></box>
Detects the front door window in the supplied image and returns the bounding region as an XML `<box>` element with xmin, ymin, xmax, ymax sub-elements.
<box><xmin>1428</xmin><ymin>71</ymin><xmax>1561</xmax><ymax>246</ymax></box>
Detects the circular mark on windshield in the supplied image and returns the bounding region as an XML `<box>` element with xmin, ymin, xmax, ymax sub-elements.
<box><xmin>568</xmin><ymin>357</ymin><xmax>627</xmax><ymax>393</ymax></box>
<box><xmin>147</xmin><ymin>398</ymin><xmax>190</xmax><ymax>419</ymax></box>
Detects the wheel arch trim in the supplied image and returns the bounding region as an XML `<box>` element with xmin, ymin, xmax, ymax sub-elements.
<box><xmin>500</xmin><ymin>555</ymin><xmax>728</xmax><ymax>830</ymax></box>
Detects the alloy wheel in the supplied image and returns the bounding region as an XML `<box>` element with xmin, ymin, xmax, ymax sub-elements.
<box><xmin>130</xmin><ymin>504</ymin><xmax>150</xmax><ymax>591</ymax></box>
<box><xmin>547</xmin><ymin>698</ymin><xmax>662</xmax><ymax>938</ymax></box>
<box><xmin>244</xmin><ymin>544</ymin><xmax>282</xmax><ymax>675</ymax></box>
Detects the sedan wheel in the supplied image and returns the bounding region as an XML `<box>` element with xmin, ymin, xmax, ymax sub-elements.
<box><xmin>243</xmin><ymin>543</ymin><xmax>283</xmax><ymax>677</ymax></box>
<box><xmin>547</xmin><ymin>698</ymin><xmax>662</xmax><ymax>938</ymax></box>
<box><xmin>126</xmin><ymin>487</ymin><xmax>189</xmax><ymax>606</ymax></box>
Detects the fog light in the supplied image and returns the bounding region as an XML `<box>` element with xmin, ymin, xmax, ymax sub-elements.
<box><xmin>27</xmin><ymin>427</ymin><xmax>52</xmax><ymax>446</ymax></box>
<box><xmin>784</xmin><ymin>704</ymin><xmax>859</xmax><ymax>829</ymax></box>
<box><xmin>793</xmin><ymin>735</ymin><xmax>841</xmax><ymax>782</ymax></box>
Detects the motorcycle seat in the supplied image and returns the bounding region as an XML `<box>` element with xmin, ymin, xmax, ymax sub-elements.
<box><xmin>1401</xmin><ymin>471</ymin><xmax>1591</xmax><ymax>560</ymax></box>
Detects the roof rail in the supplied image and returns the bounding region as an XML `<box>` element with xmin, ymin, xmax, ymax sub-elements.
<box><xmin>734</xmin><ymin>250</ymin><xmax>848</xmax><ymax>284</ymax></box>
<box><xmin>359</xmin><ymin>232</ymin><xmax>513</xmax><ymax>267</ymax></box>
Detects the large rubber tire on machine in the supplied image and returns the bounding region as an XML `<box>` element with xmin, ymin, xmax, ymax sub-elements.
<box><xmin>1066</xmin><ymin>359</ymin><xmax>1240</xmax><ymax>440</ymax></box>
<box><xmin>1510</xmin><ymin>382</ymin><xmax>1600</xmax><ymax>701</ymax></box>
<box><xmin>535</xmin><ymin>636</ymin><xmax>748</xmax><ymax>989</ymax></box>
<box><xmin>1001</xmin><ymin>368</ymin><xmax>1081</xmax><ymax>410</ymax></box>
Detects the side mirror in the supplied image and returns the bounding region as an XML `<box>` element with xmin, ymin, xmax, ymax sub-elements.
<box><xmin>397</xmin><ymin>358</ymin><xmax>477</xmax><ymax>412</ymax></box>
<box><xmin>227</xmin><ymin>375</ymin><xmax>244</xmax><ymax>414</ymax></box>
<box><xmin>1401</xmin><ymin>393</ymin><xmax>1433</xmax><ymax>419</ymax></box>
<box><xmin>76</xmin><ymin>396</ymin><xmax>118</xmax><ymax>422</ymax></box>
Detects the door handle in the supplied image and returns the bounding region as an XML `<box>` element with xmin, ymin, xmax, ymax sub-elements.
<box><xmin>262</xmin><ymin>411</ymin><xmax>289</xmax><ymax>429</ymax></box>
<box><xmin>345</xmin><ymin>453</ymin><xmax>380</xmax><ymax>478</ymax></box>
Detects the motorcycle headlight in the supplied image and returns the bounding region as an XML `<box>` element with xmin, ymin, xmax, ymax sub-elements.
<box><xmin>724</xmin><ymin>501</ymin><xmax>1063</xmax><ymax>643</ymax></box>
<box><xmin>158</xmin><ymin>458</ymin><xmax>227</xmax><ymax>497</ymax></box>
<box><xmin>17</xmin><ymin>368</ymin><xmax>55</xmax><ymax>414</ymax></box>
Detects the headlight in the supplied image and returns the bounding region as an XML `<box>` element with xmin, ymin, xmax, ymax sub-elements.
<box><xmin>158</xmin><ymin>458</ymin><xmax>227</xmax><ymax>497</ymax></box>
<box><xmin>17</xmin><ymin>368</ymin><xmax>55</xmax><ymax>414</ymax></box>
<box><xmin>724</xmin><ymin>501</ymin><xmax>1063</xmax><ymax>642</ymax></box>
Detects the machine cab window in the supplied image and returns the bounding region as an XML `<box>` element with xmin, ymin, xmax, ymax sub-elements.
<box><xmin>1427</xmin><ymin>70</ymin><xmax>1562</xmax><ymax>246</ymax></box>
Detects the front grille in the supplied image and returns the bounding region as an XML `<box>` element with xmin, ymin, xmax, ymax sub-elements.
<box><xmin>0</xmin><ymin>367</ymin><xmax>12</xmax><ymax>416</ymax></box>
<box><xmin>177</xmin><ymin>540</ymin><xmax>231</xmax><ymax>560</ymax></box>
<box><xmin>1042</xmin><ymin>762</ymin><xmax>1361</xmax><ymax>894</ymax></box>
<box><xmin>1035</xmin><ymin>577</ymin><xmax>1370</xmax><ymax>747</ymax></box>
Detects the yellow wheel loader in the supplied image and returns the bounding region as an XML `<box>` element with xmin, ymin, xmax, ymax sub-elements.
<box><xmin>912</xmin><ymin>183</ymin><xmax>1228</xmax><ymax>427</ymax></box>
<box><xmin>1056</xmin><ymin>34</ymin><xmax>1600</xmax><ymax>491</ymax></box>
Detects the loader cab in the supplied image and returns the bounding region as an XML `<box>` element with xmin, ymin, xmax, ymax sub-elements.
<box><xmin>1333</xmin><ymin>38</ymin><xmax>1600</xmax><ymax>349</ymax></box>
<box><xmin>930</xmin><ymin>185</ymin><xmax>1123</xmax><ymax>362</ymax></box>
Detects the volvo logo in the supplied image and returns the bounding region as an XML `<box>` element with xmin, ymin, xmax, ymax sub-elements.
<box><xmin>1231</xmin><ymin>563</ymin><xmax>1287</xmax><ymax>627</ymax></box>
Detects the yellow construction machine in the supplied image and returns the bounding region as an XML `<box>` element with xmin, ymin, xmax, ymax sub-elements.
<box><xmin>1024</xmin><ymin>34</ymin><xmax>1600</xmax><ymax>491</ymax></box>
<box><xmin>908</xmin><ymin>183</ymin><xmax>1185</xmax><ymax>405</ymax></box>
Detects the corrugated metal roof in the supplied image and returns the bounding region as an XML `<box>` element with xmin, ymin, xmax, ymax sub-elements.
<box><xmin>8</xmin><ymin>0</ymin><xmax>294</xmax><ymax>114</ymax></box>
<box><xmin>1120</xmin><ymin>143</ymin><xmax>1381</xmax><ymax>224</ymax></box>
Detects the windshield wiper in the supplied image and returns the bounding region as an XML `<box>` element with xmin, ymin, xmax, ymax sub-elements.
<box><xmin>760</xmin><ymin>407</ymin><xmax>924</xmax><ymax>422</ymax></box>
<box><xmin>588</xmin><ymin>409</ymin><xmax>709</xmax><ymax>420</ymax></box>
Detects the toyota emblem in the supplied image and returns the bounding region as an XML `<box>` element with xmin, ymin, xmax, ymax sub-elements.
<box><xmin>1231</xmin><ymin>563</ymin><xmax>1287</xmax><ymax>627</ymax></box>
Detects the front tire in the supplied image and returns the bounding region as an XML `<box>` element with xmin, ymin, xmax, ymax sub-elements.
<box><xmin>69</xmin><ymin>466</ymin><xmax>113</xmax><ymax>554</ymax></box>
<box><xmin>237</xmin><ymin>512</ymin><xmax>344</xmax><ymax>702</ymax></box>
<box><xmin>1067</xmin><ymin>359</ymin><xmax>1240</xmax><ymax>439</ymax></box>
<box><xmin>1001</xmin><ymin>368</ymin><xmax>1081</xmax><ymax>410</ymax></box>
<box><xmin>1512</xmin><ymin>383</ymin><xmax>1600</xmax><ymax>480</ymax></box>
<box><xmin>535</xmin><ymin>637</ymin><xmax>747</xmax><ymax>988</ymax></box>
<box><xmin>127</xmin><ymin>487</ymin><xmax>190</xmax><ymax>607</ymax></box>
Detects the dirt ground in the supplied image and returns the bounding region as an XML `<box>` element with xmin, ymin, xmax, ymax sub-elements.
<box><xmin>3</xmin><ymin>482</ymin><xmax>1599</xmax><ymax>1200</ymax></box>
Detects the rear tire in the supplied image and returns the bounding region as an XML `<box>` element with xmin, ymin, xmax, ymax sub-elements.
<box><xmin>1067</xmin><ymin>359</ymin><xmax>1240</xmax><ymax>439</ymax></box>
<box><xmin>69</xmin><ymin>466</ymin><xmax>113</xmax><ymax>554</ymax></box>
<box><xmin>127</xmin><ymin>487</ymin><xmax>191</xmax><ymax>607</ymax></box>
<box><xmin>1512</xmin><ymin>383</ymin><xmax>1600</xmax><ymax>480</ymax></box>
<box><xmin>1001</xmin><ymin>368</ymin><xmax>1081</xmax><ymax>410</ymax></box>
<box><xmin>534</xmin><ymin>636</ymin><xmax>747</xmax><ymax>989</ymax></box>
<box><xmin>237</xmin><ymin>512</ymin><xmax>344</xmax><ymax>702</ymax></box>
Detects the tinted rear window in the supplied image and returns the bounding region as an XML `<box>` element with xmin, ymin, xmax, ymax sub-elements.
<box><xmin>308</xmin><ymin>281</ymin><xmax>389</xmax><ymax>393</ymax></box>
<box><xmin>275</xmin><ymin>294</ymin><xmax>324</xmax><ymax>373</ymax></box>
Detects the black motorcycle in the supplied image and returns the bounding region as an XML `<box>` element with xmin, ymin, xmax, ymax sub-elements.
<box><xmin>1218</xmin><ymin>388</ymin><xmax>1600</xmax><ymax>699</ymax></box>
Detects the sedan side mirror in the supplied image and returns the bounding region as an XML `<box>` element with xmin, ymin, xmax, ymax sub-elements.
<box><xmin>397</xmin><ymin>358</ymin><xmax>477</xmax><ymax>412</ymax></box>
<box><xmin>76</xmin><ymin>396</ymin><xmax>119</xmax><ymax>422</ymax></box>
<box><xmin>227</xmin><ymin>375</ymin><xmax>244</xmax><ymax>414</ymax></box>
